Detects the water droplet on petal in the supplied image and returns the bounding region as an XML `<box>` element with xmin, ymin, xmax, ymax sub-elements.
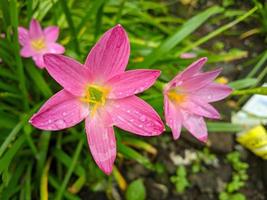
<box><xmin>140</xmin><ymin>115</ymin><xmax>146</xmax><ymax>122</ymax></box>
<box><xmin>56</xmin><ymin>119</ymin><xmax>66</xmax><ymax>129</ymax></box>
<box><xmin>138</xmin><ymin>124</ymin><xmax>143</xmax><ymax>128</ymax></box>
<box><xmin>62</xmin><ymin>112</ymin><xmax>67</xmax><ymax>116</ymax></box>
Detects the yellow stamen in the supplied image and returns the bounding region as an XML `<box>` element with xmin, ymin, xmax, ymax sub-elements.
<box><xmin>167</xmin><ymin>90</ymin><xmax>186</xmax><ymax>104</ymax></box>
<box><xmin>31</xmin><ymin>38</ymin><xmax>46</xmax><ymax>51</ymax></box>
<box><xmin>80</xmin><ymin>84</ymin><xmax>110</xmax><ymax>117</ymax></box>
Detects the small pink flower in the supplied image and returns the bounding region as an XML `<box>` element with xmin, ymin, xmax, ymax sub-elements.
<box><xmin>163</xmin><ymin>57</ymin><xmax>232</xmax><ymax>142</ymax></box>
<box><xmin>18</xmin><ymin>19</ymin><xmax>65</xmax><ymax>68</ymax></box>
<box><xmin>180</xmin><ymin>52</ymin><xmax>197</xmax><ymax>59</ymax></box>
<box><xmin>29</xmin><ymin>25</ymin><xmax>164</xmax><ymax>174</ymax></box>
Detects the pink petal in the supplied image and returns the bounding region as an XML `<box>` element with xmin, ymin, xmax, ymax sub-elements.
<box><xmin>29</xmin><ymin>19</ymin><xmax>43</xmax><ymax>39</ymax></box>
<box><xmin>29</xmin><ymin>89</ymin><xmax>88</xmax><ymax>130</ymax></box>
<box><xmin>181</xmin><ymin>68</ymin><xmax>222</xmax><ymax>91</ymax></box>
<box><xmin>47</xmin><ymin>43</ymin><xmax>65</xmax><ymax>54</ymax></box>
<box><xmin>164</xmin><ymin>97</ymin><xmax>182</xmax><ymax>140</ymax></box>
<box><xmin>85</xmin><ymin>25</ymin><xmax>130</xmax><ymax>82</ymax></box>
<box><xmin>180</xmin><ymin>111</ymin><xmax>208</xmax><ymax>142</ymax></box>
<box><xmin>180</xmin><ymin>52</ymin><xmax>197</xmax><ymax>59</ymax></box>
<box><xmin>20</xmin><ymin>45</ymin><xmax>34</xmax><ymax>57</ymax></box>
<box><xmin>18</xmin><ymin>27</ymin><xmax>29</xmax><ymax>46</ymax></box>
<box><xmin>106</xmin><ymin>69</ymin><xmax>161</xmax><ymax>99</ymax></box>
<box><xmin>44</xmin><ymin>26</ymin><xmax>59</xmax><ymax>42</ymax></box>
<box><xmin>194</xmin><ymin>83</ymin><xmax>232</xmax><ymax>102</ymax></box>
<box><xmin>44</xmin><ymin>54</ymin><xmax>91</xmax><ymax>96</ymax></box>
<box><xmin>181</xmin><ymin>97</ymin><xmax>220</xmax><ymax>119</ymax></box>
<box><xmin>166</xmin><ymin>57</ymin><xmax>207</xmax><ymax>91</ymax></box>
<box><xmin>85</xmin><ymin>112</ymin><xmax>116</xmax><ymax>175</ymax></box>
<box><xmin>33</xmin><ymin>55</ymin><xmax>45</xmax><ymax>69</ymax></box>
<box><xmin>108</xmin><ymin>96</ymin><xmax>164</xmax><ymax>136</ymax></box>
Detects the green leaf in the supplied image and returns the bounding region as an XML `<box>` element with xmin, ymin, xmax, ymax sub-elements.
<box><xmin>207</xmin><ymin>122</ymin><xmax>243</xmax><ymax>132</ymax></box>
<box><xmin>126</xmin><ymin>179</ymin><xmax>146</xmax><ymax>200</ymax></box>
<box><xmin>140</xmin><ymin>6</ymin><xmax>224</xmax><ymax>67</ymax></box>
<box><xmin>232</xmin><ymin>87</ymin><xmax>267</xmax><ymax>96</ymax></box>
<box><xmin>229</xmin><ymin>78</ymin><xmax>257</xmax><ymax>90</ymax></box>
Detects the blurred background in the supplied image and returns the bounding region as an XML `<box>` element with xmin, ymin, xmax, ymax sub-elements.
<box><xmin>0</xmin><ymin>0</ymin><xmax>267</xmax><ymax>199</ymax></box>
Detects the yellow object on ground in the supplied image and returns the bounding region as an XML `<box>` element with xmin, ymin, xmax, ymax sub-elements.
<box><xmin>236</xmin><ymin>125</ymin><xmax>267</xmax><ymax>159</ymax></box>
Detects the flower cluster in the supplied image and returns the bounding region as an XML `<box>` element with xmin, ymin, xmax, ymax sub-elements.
<box><xmin>19</xmin><ymin>19</ymin><xmax>232</xmax><ymax>174</ymax></box>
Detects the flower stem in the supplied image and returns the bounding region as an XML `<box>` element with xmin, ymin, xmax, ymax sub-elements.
<box><xmin>153</xmin><ymin>80</ymin><xmax>166</xmax><ymax>92</ymax></box>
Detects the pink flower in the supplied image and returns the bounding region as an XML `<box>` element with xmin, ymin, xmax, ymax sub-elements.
<box><xmin>163</xmin><ymin>57</ymin><xmax>232</xmax><ymax>142</ymax></box>
<box><xmin>18</xmin><ymin>19</ymin><xmax>65</xmax><ymax>68</ymax></box>
<box><xmin>29</xmin><ymin>25</ymin><xmax>164</xmax><ymax>174</ymax></box>
<box><xmin>180</xmin><ymin>52</ymin><xmax>197</xmax><ymax>59</ymax></box>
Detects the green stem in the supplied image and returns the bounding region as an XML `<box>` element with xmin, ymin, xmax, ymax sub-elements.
<box><xmin>232</xmin><ymin>87</ymin><xmax>267</xmax><ymax>96</ymax></box>
<box><xmin>153</xmin><ymin>80</ymin><xmax>165</xmax><ymax>92</ymax></box>
<box><xmin>176</xmin><ymin>6</ymin><xmax>258</xmax><ymax>56</ymax></box>
<box><xmin>55</xmin><ymin>139</ymin><xmax>84</xmax><ymax>200</ymax></box>
<box><xmin>10</xmin><ymin>0</ymin><xmax>29</xmax><ymax>110</ymax></box>
<box><xmin>59</xmin><ymin>0</ymin><xmax>80</xmax><ymax>54</ymax></box>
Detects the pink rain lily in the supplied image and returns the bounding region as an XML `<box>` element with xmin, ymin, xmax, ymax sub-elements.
<box><xmin>163</xmin><ymin>57</ymin><xmax>232</xmax><ymax>142</ymax></box>
<box><xmin>18</xmin><ymin>19</ymin><xmax>65</xmax><ymax>68</ymax></box>
<box><xmin>29</xmin><ymin>25</ymin><xmax>164</xmax><ymax>174</ymax></box>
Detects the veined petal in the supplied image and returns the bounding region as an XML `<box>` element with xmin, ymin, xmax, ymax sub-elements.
<box><xmin>180</xmin><ymin>111</ymin><xmax>208</xmax><ymax>142</ymax></box>
<box><xmin>44</xmin><ymin>26</ymin><xmax>59</xmax><ymax>42</ymax></box>
<box><xmin>108</xmin><ymin>96</ymin><xmax>164</xmax><ymax>136</ymax></box>
<box><xmin>47</xmin><ymin>43</ymin><xmax>65</xmax><ymax>54</ymax></box>
<box><xmin>181</xmin><ymin>68</ymin><xmax>222</xmax><ymax>91</ymax></box>
<box><xmin>106</xmin><ymin>70</ymin><xmax>161</xmax><ymax>99</ymax></box>
<box><xmin>44</xmin><ymin>54</ymin><xmax>91</xmax><ymax>96</ymax></box>
<box><xmin>164</xmin><ymin>97</ymin><xmax>182</xmax><ymax>140</ymax></box>
<box><xmin>18</xmin><ymin>27</ymin><xmax>29</xmax><ymax>46</ymax></box>
<box><xmin>33</xmin><ymin>55</ymin><xmax>45</xmax><ymax>69</ymax></box>
<box><xmin>181</xmin><ymin>97</ymin><xmax>220</xmax><ymax>119</ymax></box>
<box><xmin>85</xmin><ymin>25</ymin><xmax>130</xmax><ymax>81</ymax></box>
<box><xmin>29</xmin><ymin>19</ymin><xmax>43</xmax><ymax>39</ymax></box>
<box><xmin>85</xmin><ymin>112</ymin><xmax>116</xmax><ymax>175</ymax></box>
<box><xmin>194</xmin><ymin>83</ymin><xmax>232</xmax><ymax>102</ymax></box>
<box><xmin>166</xmin><ymin>57</ymin><xmax>207</xmax><ymax>90</ymax></box>
<box><xmin>29</xmin><ymin>90</ymin><xmax>89</xmax><ymax>130</ymax></box>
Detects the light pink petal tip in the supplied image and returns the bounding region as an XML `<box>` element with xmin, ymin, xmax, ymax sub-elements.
<box><xmin>33</xmin><ymin>55</ymin><xmax>45</xmax><ymax>68</ymax></box>
<box><xmin>85</xmin><ymin>113</ymin><xmax>116</xmax><ymax>175</ymax></box>
<box><xmin>44</xmin><ymin>54</ymin><xmax>91</xmax><ymax>96</ymax></box>
<box><xmin>29</xmin><ymin>19</ymin><xmax>43</xmax><ymax>39</ymax></box>
<box><xmin>195</xmin><ymin>83</ymin><xmax>232</xmax><ymax>102</ymax></box>
<box><xmin>44</xmin><ymin>26</ymin><xmax>59</xmax><ymax>42</ymax></box>
<box><xmin>18</xmin><ymin>27</ymin><xmax>29</xmax><ymax>46</ymax></box>
<box><xmin>166</xmin><ymin>57</ymin><xmax>207</xmax><ymax>90</ymax></box>
<box><xmin>29</xmin><ymin>90</ymin><xmax>89</xmax><ymax>130</ymax></box>
<box><xmin>106</xmin><ymin>69</ymin><xmax>161</xmax><ymax>99</ymax></box>
<box><xmin>47</xmin><ymin>43</ymin><xmax>65</xmax><ymax>54</ymax></box>
<box><xmin>181</xmin><ymin>68</ymin><xmax>222</xmax><ymax>91</ymax></box>
<box><xmin>164</xmin><ymin>98</ymin><xmax>182</xmax><ymax>140</ymax></box>
<box><xmin>109</xmin><ymin>96</ymin><xmax>165</xmax><ymax>136</ymax></box>
<box><xmin>181</xmin><ymin>111</ymin><xmax>208</xmax><ymax>142</ymax></box>
<box><xmin>85</xmin><ymin>24</ymin><xmax>130</xmax><ymax>81</ymax></box>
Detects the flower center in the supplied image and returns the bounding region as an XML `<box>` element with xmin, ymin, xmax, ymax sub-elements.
<box><xmin>167</xmin><ymin>90</ymin><xmax>187</xmax><ymax>104</ymax></box>
<box><xmin>81</xmin><ymin>84</ymin><xmax>109</xmax><ymax>117</ymax></box>
<box><xmin>31</xmin><ymin>38</ymin><xmax>46</xmax><ymax>51</ymax></box>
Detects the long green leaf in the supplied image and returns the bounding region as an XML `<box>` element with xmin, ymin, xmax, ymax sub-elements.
<box><xmin>140</xmin><ymin>6</ymin><xmax>224</xmax><ymax>67</ymax></box>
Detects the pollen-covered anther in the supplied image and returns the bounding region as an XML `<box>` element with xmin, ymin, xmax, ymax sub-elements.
<box><xmin>167</xmin><ymin>90</ymin><xmax>186</xmax><ymax>104</ymax></box>
<box><xmin>81</xmin><ymin>84</ymin><xmax>110</xmax><ymax>116</ymax></box>
<box><xmin>31</xmin><ymin>37</ymin><xmax>46</xmax><ymax>51</ymax></box>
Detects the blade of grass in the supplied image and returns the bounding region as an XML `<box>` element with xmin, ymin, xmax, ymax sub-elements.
<box><xmin>40</xmin><ymin>158</ymin><xmax>52</xmax><ymax>200</ymax></box>
<box><xmin>55</xmin><ymin>140</ymin><xmax>84</xmax><ymax>200</ymax></box>
<box><xmin>59</xmin><ymin>0</ymin><xmax>80</xmax><ymax>54</ymax></box>
<box><xmin>176</xmin><ymin>6</ymin><xmax>258</xmax><ymax>56</ymax></box>
<box><xmin>9</xmin><ymin>0</ymin><xmax>29</xmax><ymax>110</ymax></box>
<box><xmin>140</xmin><ymin>6</ymin><xmax>224</xmax><ymax>67</ymax></box>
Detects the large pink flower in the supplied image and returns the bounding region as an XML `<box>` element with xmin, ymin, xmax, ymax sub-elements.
<box><xmin>29</xmin><ymin>25</ymin><xmax>164</xmax><ymax>174</ymax></box>
<box><xmin>18</xmin><ymin>19</ymin><xmax>65</xmax><ymax>68</ymax></box>
<box><xmin>163</xmin><ymin>57</ymin><xmax>232</xmax><ymax>142</ymax></box>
